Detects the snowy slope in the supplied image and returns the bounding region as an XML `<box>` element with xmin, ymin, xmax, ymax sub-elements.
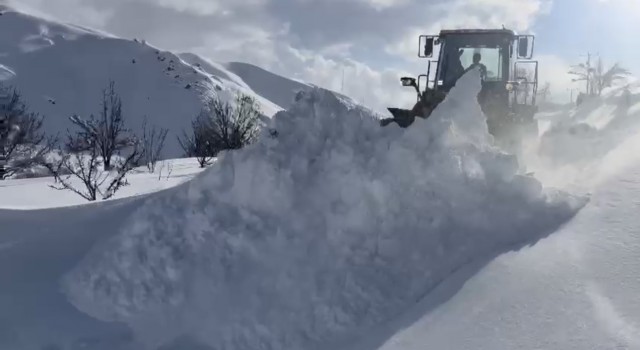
<box><xmin>224</xmin><ymin>61</ymin><xmax>314</xmax><ymax>110</ymax></box>
<box><xmin>179</xmin><ymin>54</ymin><xmax>349</xmax><ymax>112</ymax></box>
<box><xmin>0</xmin><ymin>7</ymin><xmax>285</xmax><ymax>158</ymax></box>
<box><xmin>222</xmin><ymin>61</ymin><xmax>357</xmax><ymax>112</ymax></box>
<box><xmin>177</xmin><ymin>53</ymin><xmax>252</xmax><ymax>90</ymax></box>
<box><xmin>57</xmin><ymin>70</ymin><xmax>580</xmax><ymax>349</ymax></box>
<box><xmin>177</xmin><ymin>52</ymin><xmax>283</xmax><ymax>116</ymax></box>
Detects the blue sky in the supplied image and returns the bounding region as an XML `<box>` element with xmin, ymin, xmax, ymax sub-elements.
<box><xmin>535</xmin><ymin>0</ymin><xmax>640</xmax><ymax>67</ymax></box>
<box><xmin>530</xmin><ymin>0</ymin><xmax>640</xmax><ymax>100</ymax></box>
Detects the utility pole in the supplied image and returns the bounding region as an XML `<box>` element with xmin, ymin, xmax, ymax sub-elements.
<box><xmin>570</xmin><ymin>89</ymin><xmax>573</xmax><ymax>103</ymax></box>
<box><xmin>567</xmin><ymin>88</ymin><xmax>574</xmax><ymax>104</ymax></box>
<box><xmin>0</xmin><ymin>90</ymin><xmax>9</xmax><ymax>179</ymax></box>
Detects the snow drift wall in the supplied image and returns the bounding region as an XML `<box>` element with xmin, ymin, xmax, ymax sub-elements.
<box><xmin>537</xmin><ymin>82</ymin><xmax>640</xmax><ymax>166</ymax></box>
<box><xmin>62</xmin><ymin>70</ymin><xmax>582</xmax><ymax>349</ymax></box>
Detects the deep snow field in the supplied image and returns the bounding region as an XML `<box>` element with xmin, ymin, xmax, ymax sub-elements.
<box><xmin>4</xmin><ymin>5</ymin><xmax>640</xmax><ymax>350</ymax></box>
<box><xmin>0</xmin><ymin>158</ymin><xmax>205</xmax><ymax>209</ymax></box>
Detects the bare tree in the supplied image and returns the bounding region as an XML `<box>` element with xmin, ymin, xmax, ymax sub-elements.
<box><xmin>157</xmin><ymin>160</ymin><xmax>174</xmax><ymax>181</ymax></box>
<box><xmin>0</xmin><ymin>86</ymin><xmax>56</xmax><ymax>179</ymax></box>
<box><xmin>178</xmin><ymin>94</ymin><xmax>261</xmax><ymax>167</ymax></box>
<box><xmin>570</xmin><ymin>54</ymin><xmax>630</xmax><ymax>100</ymax></box>
<box><xmin>42</xmin><ymin>81</ymin><xmax>143</xmax><ymax>201</ymax></box>
<box><xmin>44</xmin><ymin>136</ymin><xmax>102</xmax><ymax>201</ymax></box>
<box><xmin>537</xmin><ymin>82</ymin><xmax>551</xmax><ymax>103</ymax></box>
<box><xmin>209</xmin><ymin>94</ymin><xmax>261</xmax><ymax>151</ymax></box>
<box><xmin>140</xmin><ymin>116</ymin><xmax>168</xmax><ymax>172</ymax></box>
<box><xmin>569</xmin><ymin>53</ymin><xmax>595</xmax><ymax>96</ymax></box>
<box><xmin>70</xmin><ymin>81</ymin><xmax>133</xmax><ymax>170</ymax></box>
<box><xmin>177</xmin><ymin>113</ymin><xmax>218</xmax><ymax>168</ymax></box>
<box><xmin>44</xmin><ymin>131</ymin><xmax>143</xmax><ymax>201</ymax></box>
<box><xmin>593</xmin><ymin>57</ymin><xmax>630</xmax><ymax>96</ymax></box>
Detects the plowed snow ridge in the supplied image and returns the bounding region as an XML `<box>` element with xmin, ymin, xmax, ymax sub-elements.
<box><xmin>62</xmin><ymin>70</ymin><xmax>583</xmax><ymax>349</ymax></box>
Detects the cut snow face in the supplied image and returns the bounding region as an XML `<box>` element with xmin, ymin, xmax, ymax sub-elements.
<box><xmin>62</xmin><ymin>69</ymin><xmax>583</xmax><ymax>349</ymax></box>
<box><xmin>365</xmin><ymin>107</ymin><xmax>640</xmax><ymax>350</ymax></box>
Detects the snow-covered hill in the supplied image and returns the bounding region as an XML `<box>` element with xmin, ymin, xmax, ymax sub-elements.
<box><xmin>224</xmin><ymin>61</ymin><xmax>315</xmax><ymax>111</ymax></box>
<box><xmin>0</xmin><ymin>6</ymin><xmax>304</xmax><ymax>158</ymax></box>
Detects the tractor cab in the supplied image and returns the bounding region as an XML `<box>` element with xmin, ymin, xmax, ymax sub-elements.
<box><xmin>384</xmin><ymin>28</ymin><xmax>540</xmax><ymax>149</ymax></box>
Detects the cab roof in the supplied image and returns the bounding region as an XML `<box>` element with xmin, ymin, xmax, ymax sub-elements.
<box><xmin>439</xmin><ymin>29</ymin><xmax>516</xmax><ymax>37</ymax></box>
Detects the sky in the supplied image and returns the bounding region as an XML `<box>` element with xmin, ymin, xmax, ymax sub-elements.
<box><xmin>3</xmin><ymin>0</ymin><xmax>639</xmax><ymax>112</ymax></box>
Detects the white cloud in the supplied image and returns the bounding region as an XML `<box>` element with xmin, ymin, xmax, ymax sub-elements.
<box><xmin>537</xmin><ymin>54</ymin><xmax>576</xmax><ymax>103</ymax></box>
<box><xmin>5</xmin><ymin>0</ymin><xmax>112</xmax><ymax>27</ymax></box>
<box><xmin>141</xmin><ymin>0</ymin><xmax>268</xmax><ymax>16</ymax></box>
<box><xmin>463</xmin><ymin>0</ymin><xmax>552</xmax><ymax>30</ymax></box>
<box><xmin>387</xmin><ymin>0</ymin><xmax>551</xmax><ymax>60</ymax></box>
<box><xmin>194</xmin><ymin>33</ymin><xmax>415</xmax><ymax>114</ymax></box>
<box><xmin>359</xmin><ymin>0</ymin><xmax>411</xmax><ymax>10</ymax></box>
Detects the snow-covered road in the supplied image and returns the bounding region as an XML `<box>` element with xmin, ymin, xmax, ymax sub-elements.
<box><xmin>0</xmin><ymin>198</ymin><xmax>143</xmax><ymax>349</ymax></box>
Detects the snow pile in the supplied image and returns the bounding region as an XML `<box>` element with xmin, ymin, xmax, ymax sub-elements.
<box><xmin>536</xmin><ymin>82</ymin><xmax>640</xmax><ymax>165</ymax></box>
<box><xmin>62</xmin><ymin>70</ymin><xmax>582</xmax><ymax>349</ymax></box>
<box><xmin>521</xmin><ymin>81</ymin><xmax>640</xmax><ymax>192</ymax></box>
<box><xmin>366</xmin><ymin>100</ymin><xmax>640</xmax><ymax>350</ymax></box>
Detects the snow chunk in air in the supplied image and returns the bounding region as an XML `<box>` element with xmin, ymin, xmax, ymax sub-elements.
<box><xmin>62</xmin><ymin>69</ymin><xmax>582</xmax><ymax>349</ymax></box>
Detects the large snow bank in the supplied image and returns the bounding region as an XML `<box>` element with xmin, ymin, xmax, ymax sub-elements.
<box><xmin>522</xmin><ymin>82</ymin><xmax>640</xmax><ymax>192</ymax></box>
<box><xmin>366</xmin><ymin>107</ymin><xmax>640</xmax><ymax>350</ymax></box>
<box><xmin>62</xmin><ymin>70</ymin><xmax>582</xmax><ymax>349</ymax></box>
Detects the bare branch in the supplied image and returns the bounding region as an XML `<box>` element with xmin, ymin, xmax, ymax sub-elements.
<box><xmin>1</xmin><ymin>85</ymin><xmax>58</xmax><ymax>179</ymax></box>
<box><xmin>101</xmin><ymin>140</ymin><xmax>144</xmax><ymax>199</ymax></box>
<box><xmin>140</xmin><ymin>116</ymin><xmax>168</xmax><ymax>172</ymax></box>
<box><xmin>41</xmin><ymin>81</ymin><xmax>141</xmax><ymax>201</ymax></box>
<box><xmin>177</xmin><ymin>113</ymin><xmax>217</xmax><ymax>168</ymax></box>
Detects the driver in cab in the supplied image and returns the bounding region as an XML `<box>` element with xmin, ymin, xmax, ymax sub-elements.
<box><xmin>465</xmin><ymin>52</ymin><xmax>487</xmax><ymax>79</ymax></box>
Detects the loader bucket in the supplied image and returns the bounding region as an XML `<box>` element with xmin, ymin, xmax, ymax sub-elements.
<box><xmin>382</xmin><ymin>108</ymin><xmax>417</xmax><ymax>127</ymax></box>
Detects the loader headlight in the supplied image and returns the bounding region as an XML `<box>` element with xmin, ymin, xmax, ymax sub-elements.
<box><xmin>506</xmin><ymin>83</ymin><xmax>514</xmax><ymax>91</ymax></box>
